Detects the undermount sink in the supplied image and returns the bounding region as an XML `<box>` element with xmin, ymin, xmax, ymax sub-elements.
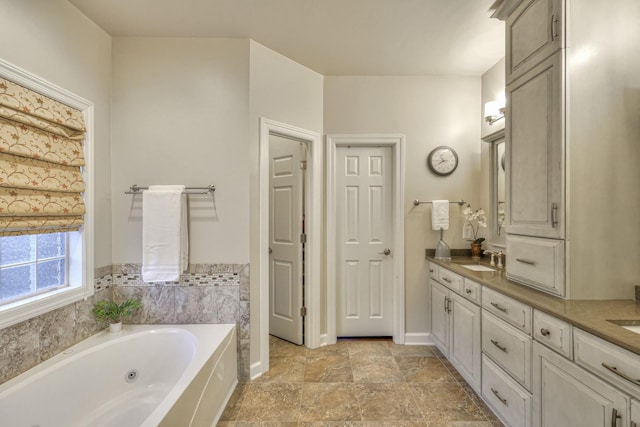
<box><xmin>607</xmin><ymin>320</ymin><xmax>640</xmax><ymax>334</ymax></box>
<box><xmin>459</xmin><ymin>264</ymin><xmax>497</xmax><ymax>272</ymax></box>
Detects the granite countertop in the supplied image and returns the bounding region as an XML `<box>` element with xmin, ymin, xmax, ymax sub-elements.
<box><xmin>427</xmin><ymin>256</ymin><xmax>640</xmax><ymax>356</ymax></box>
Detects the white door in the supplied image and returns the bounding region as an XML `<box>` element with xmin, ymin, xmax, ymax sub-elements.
<box><xmin>336</xmin><ymin>145</ymin><xmax>393</xmax><ymax>337</ymax></box>
<box><xmin>269</xmin><ymin>135</ymin><xmax>304</xmax><ymax>345</ymax></box>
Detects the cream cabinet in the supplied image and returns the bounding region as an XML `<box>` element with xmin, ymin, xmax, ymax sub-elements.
<box><xmin>430</xmin><ymin>269</ymin><xmax>482</xmax><ymax>393</ymax></box>
<box><xmin>505</xmin><ymin>0</ymin><xmax>563</xmax><ymax>83</ymax></box>
<box><xmin>505</xmin><ymin>51</ymin><xmax>563</xmax><ymax>240</ymax></box>
<box><xmin>500</xmin><ymin>0</ymin><xmax>640</xmax><ymax>299</ymax></box>
<box><xmin>631</xmin><ymin>400</ymin><xmax>640</xmax><ymax>427</ymax></box>
<box><xmin>532</xmin><ymin>342</ymin><xmax>629</xmax><ymax>427</ymax></box>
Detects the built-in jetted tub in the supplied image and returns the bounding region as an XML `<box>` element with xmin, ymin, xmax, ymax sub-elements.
<box><xmin>0</xmin><ymin>324</ymin><xmax>237</xmax><ymax>427</ymax></box>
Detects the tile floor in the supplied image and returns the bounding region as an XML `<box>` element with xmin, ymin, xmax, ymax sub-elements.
<box><xmin>218</xmin><ymin>336</ymin><xmax>504</xmax><ymax>426</ymax></box>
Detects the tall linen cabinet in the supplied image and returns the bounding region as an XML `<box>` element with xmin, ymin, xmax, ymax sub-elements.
<box><xmin>498</xmin><ymin>0</ymin><xmax>640</xmax><ymax>299</ymax></box>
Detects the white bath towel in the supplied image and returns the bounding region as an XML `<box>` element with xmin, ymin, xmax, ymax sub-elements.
<box><xmin>142</xmin><ymin>185</ymin><xmax>188</xmax><ymax>283</ymax></box>
<box><xmin>431</xmin><ymin>200</ymin><xmax>449</xmax><ymax>231</ymax></box>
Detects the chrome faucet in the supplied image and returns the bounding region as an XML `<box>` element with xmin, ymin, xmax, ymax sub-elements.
<box><xmin>483</xmin><ymin>250</ymin><xmax>497</xmax><ymax>266</ymax></box>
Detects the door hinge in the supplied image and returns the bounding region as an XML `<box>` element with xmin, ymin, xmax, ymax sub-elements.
<box><xmin>300</xmin><ymin>306</ymin><xmax>307</xmax><ymax>317</ymax></box>
<box><xmin>300</xmin><ymin>160</ymin><xmax>307</xmax><ymax>170</ymax></box>
<box><xmin>300</xmin><ymin>233</ymin><xmax>307</xmax><ymax>244</ymax></box>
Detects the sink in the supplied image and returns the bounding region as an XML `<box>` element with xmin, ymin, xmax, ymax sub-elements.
<box><xmin>460</xmin><ymin>264</ymin><xmax>497</xmax><ymax>272</ymax></box>
<box><xmin>607</xmin><ymin>320</ymin><xmax>640</xmax><ymax>334</ymax></box>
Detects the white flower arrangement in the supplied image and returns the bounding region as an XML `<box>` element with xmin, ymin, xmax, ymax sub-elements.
<box><xmin>463</xmin><ymin>205</ymin><xmax>487</xmax><ymax>244</ymax></box>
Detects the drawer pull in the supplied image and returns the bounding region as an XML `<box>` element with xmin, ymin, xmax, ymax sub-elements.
<box><xmin>429</xmin><ymin>269</ymin><xmax>434</xmax><ymax>273</ymax></box>
<box><xmin>491</xmin><ymin>387</ymin><xmax>508</xmax><ymax>406</ymax></box>
<box><xmin>490</xmin><ymin>302</ymin><xmax>508</xmax><ymax>313</ymax></box>
<box><xmin>491</xmin><ymin>339</ymin><xmax>508</xmax><ymax>353</ymax></box>
<box><xmin>442</xmin><ymin>277</ymin><xmax>452</xmax><ymax>283</ymax></box>
<box><xmin>550</xmin><ymin>15</ymin><xmax>559</xmax><ymax>41</ymax></box>
<box><xmin>631</xmin><ymin>422</ymin><xmax>637</xmax><ymax>427</ymax></box>
<box><xmin>540</xmin><ymin>328</ymin><xmax>551</xmax><ymax>337</ymax></box>
<box><xmin>601</xmin><ymin>363</ymin><xmax>640</xmax><ymax>387</ymax></box>
<box><xmin>515</xmin><ymin>258</ymin><xmax>536</xmax><ymax>266</ymax></box>
<box><xmin>612</xmin><ymin>408</ymin><xmax>621</xmax><ymax>427</ymax></box>
<box><xmin>465</xmin><ymin>289</ymin><xmax>472</xmax><ymax>294</ymax></box>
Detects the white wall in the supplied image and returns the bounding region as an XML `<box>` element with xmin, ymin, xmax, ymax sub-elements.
<box><xmin>248</xmin><ymin>41</ymin><xmax>323</xmax><ymax>370</ymax></box>
<box><xmin>324</xmin><ymin>76</ymin><xmax>480</xmax><ymax>336</ymax></box>
<box><xmin>111</xmin><ymin>38</ymin><xmax>250</xmax><ymax>264</ymax></box>
<box><xmin>0</xmin><ymin>0</ymin><xmax>112</xmax><ymax>269</ymax></box>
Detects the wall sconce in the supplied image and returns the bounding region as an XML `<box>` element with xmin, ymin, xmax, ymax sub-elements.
<box><xmin>484</xmin><ymin>94</ymin><xmax>506</xmax><ymax>125</ymax></box>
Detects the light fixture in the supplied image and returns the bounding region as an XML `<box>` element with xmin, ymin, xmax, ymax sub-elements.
<box><xmin>484</xmin><ymin>93</ymin><xmax>506</xmax><ymax>125</ymax></box>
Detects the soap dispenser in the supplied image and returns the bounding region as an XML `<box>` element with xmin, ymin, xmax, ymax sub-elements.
<box><xmin>434</xmin><ymin>228</ymin><xmax>451</xmax><ymax>261</ymax></box>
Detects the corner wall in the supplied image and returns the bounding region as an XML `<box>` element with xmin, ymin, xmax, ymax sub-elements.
<box><xmin>249</xmin><ymin>41</ymin><xmax>324</xmax><ymax>374</ymax></box>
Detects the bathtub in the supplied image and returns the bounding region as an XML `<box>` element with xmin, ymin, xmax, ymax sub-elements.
<box><xmin>0</xmin><ymin>324</ymin><xmax>237</xmax><ymax>427</ymax></box>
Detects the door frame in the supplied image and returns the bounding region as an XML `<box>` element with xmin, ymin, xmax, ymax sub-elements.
<box><xmin>326</xmin><ymin>134</ymin><xmax>406</xmax><ymax>344</ymax></box>
<box><xmin>259</xmin><ymin>118</ymin><xmax>322</xmax><ymax>374</ymax></box>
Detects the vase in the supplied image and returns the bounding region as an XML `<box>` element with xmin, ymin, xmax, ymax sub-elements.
<box><xmin>109</xmin><ymin>322</ymin><xmax>122</xmax><ymax>333</ymax></box>
<box><xmin>470</xmin><ymin>243</ymin><xmax>483</xmax><ymax>260</ymax></box>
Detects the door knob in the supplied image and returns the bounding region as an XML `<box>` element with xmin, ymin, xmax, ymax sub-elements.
<box><xmin>378</xmin><ymin>248</ymin><xmax>391</xmax><ymax>255</ymax></box>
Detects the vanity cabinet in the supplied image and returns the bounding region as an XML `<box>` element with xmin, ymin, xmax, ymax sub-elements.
<box><xmin>532</xmin><ymin>341</ymin><xmax>629</xmax><ymax>427</ymax></box>
<box><xmin>429</xmin><ymin>267</ymin><xmax>482</xmax><ymax>392</ymax></box>
<box><xmin>505</xmin><ymin>0</ymin><xmax>563</xmax><ymax>83</ymax></box>
<box><xmin>631</xmin><ymin>400</ymin><xmax>640</xmax><ymax>427</ymax></box>
<box><xmin>499</xmin><ymin>0</ymin><xmax>640</xmax><ymax>299</ymax></box>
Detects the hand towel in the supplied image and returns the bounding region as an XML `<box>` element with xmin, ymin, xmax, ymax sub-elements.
<box><xmin>431</xmin><ymin>200</ymin><xmax>449</xmax><ymax>231</ymax></box>
<box><xmin>142</xmin><ymin>185</ymin><xmax>188</xmax><ymax>283</ymax></box>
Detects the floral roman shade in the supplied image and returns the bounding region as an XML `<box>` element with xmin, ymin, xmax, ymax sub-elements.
<box><xmin>0</xmin><ymin>77</ymin><xmax>86</xmax><ymax>236</ymax></box>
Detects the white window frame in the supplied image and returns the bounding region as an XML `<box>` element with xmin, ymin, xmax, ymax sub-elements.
<box><xmin>0</xmin><ymin>58</ymin><xmax>94</xmax><ymax>329</ymax></box>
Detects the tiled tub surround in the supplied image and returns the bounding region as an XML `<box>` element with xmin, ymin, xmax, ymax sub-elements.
<box><xmin>0</xmin><ymin>263</ymin><xmax>250</xmax><ymax>385</ymax></box>
<box><xmin>112</xmin><ymin>263</ymin><xmax>250</xmax><ymax>381</ymax></box>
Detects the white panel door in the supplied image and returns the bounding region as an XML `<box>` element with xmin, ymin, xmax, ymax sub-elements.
<box><xmin>336</xmin><ymin>146</ymin><xmax>393</xmax><ymax>336</ymax></box>
<box><xmin>269</xmin><ymin>136</ymin><xmax>304</xmax><ymax>345</ymax></box>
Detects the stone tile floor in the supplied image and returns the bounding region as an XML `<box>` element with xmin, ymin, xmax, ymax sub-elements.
<box><xmin>218</xmin><ymin>336</ymin><xmax>505</xmax><ymax>426</ymax></box>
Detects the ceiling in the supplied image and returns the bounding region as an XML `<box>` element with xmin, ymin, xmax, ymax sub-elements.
<box><xmin>68</xmin><ymin>0</ymin><xmax>505</xmax><ymax>76</ymax></box>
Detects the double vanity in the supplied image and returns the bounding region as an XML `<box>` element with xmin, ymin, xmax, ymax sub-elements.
<box><xmin>428</xmin><ymin>256</ymin><xmax>640</xmax><ymax>427</ymax></box>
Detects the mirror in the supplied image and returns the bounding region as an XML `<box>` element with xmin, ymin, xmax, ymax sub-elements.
<box><xmin>495</xmin><ymin>140</ymin><xmax>506</xmax><ymax>238</ymax></box>
<box><xmin>491</xmin><ymin>137</ymin><xmax>506</xmax><ymax>246</ymax></box>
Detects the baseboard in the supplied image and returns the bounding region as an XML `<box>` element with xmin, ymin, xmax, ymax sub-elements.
<box><xmin>249</xmin><ymin>361</ymin><xmax>263</xmax><ymax>380</ymax></box>
<box><xmin>404</xmin><ymin>332</ymin><xmax>435</xmax><ymax>345</ymax></box>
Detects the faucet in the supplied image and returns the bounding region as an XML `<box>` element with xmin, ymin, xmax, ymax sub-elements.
<box><xmin>483</xmin><ymin>250</ymin><xmax>497</xmax><ymax>266</ymax></box>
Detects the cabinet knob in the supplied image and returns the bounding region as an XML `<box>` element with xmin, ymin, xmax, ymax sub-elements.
<box><xmin>540</xmin><ymin>328</ymin><xmax>551</xmax><ymax>337</ymax></box>
<box><xmin>465</xmin><ymin>289</ymin><xmax>472</xmax><ymax>294</ymax></box>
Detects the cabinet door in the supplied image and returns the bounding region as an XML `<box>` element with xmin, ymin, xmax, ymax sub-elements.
<box><xmin>532</xmin><ymin>342</ymin><xmax>629</xmax><ymax>427</ymax></box>
<box><xmin>430</xmin><ymin>280</ymin><xmax>449</xmax><ymax>356</ymax></box>
<box><xmin>632</xmin><ymin>400</ymin><xmax>640</xmax><ymax>427</ymax></box>
<box><xmin>449</xmin><ymin>293</ymin><xmax>481</xmax><ymax>393</ymax></box>
<box><xmin>506</xmin><ymin>52</ymin><xmax>564</xmax><ymax>239</ymax></box>
<box><xmin>506</xmin><ymin>0</ymin><xmax>563</xmax><ymax>83</ymax></box>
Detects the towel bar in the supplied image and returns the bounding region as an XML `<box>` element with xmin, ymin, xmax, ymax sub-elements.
<box><xmin>413</xmin><ymin>199</ymin><xmax>466</xmax><ymax>206</ymax></box>
<box><xmin>125</xmin><ymin>184</ymin><xmax>215</xmax><ymax>195</ymax></box>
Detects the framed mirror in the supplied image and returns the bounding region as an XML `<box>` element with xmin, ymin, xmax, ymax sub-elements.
<box><xmin>483</xmin><ymin>130</ymin><xmax>506</xmax><ymax>248</ymax></box>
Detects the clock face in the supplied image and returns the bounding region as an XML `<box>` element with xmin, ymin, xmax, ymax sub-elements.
<box><xmin>428</xmin><ymin>146</ymin><xmax>458</xmax><ymax>176</ymax></box>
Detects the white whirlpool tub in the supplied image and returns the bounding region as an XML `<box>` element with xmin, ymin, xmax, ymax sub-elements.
<box><xmin>0</xmin><ymin>324</ymin><xmax>237</xmax><ymax>427</ymax></box>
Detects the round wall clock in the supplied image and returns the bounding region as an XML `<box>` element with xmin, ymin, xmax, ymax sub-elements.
<box><xmin>427</xmin><ymin>146</ymin><xmax>458</xmax><ymax>176</ymax></box>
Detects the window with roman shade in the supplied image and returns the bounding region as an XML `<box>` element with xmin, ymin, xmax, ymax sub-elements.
<box><xmin>0</xmin><ymin>77</ymin><xmax>86</xmax><ymax>236</ymax></box>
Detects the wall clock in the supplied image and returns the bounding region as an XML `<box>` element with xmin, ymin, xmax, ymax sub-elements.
<box><xmin>427</xmin><ymin>146</ymin><xmax>458</xmax><ymax>176</ymax></box>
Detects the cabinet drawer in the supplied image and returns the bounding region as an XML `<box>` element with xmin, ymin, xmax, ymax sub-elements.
<box><xmin>574</xmin><ymin>328</ymin><xmax>640</xmax><ymax>398</ymax></box>
<box><xmin>483</xmin><ymin>310</ymin><xmax>532</xmax><ymax>390</ymax></box>
<box><xmin>533</xmin><ymin>309</ymin><xmax>572</xmax><ymax>359</ymax></box>
<box><xmin>506</xmin><ymin>235</ymin><xmax>565</xmax><ymax>297</ymax></box>
<box><xmin>482</xmin><ymin>286</ymin><xmax>532</xmax><ymax>333</ymax></box>
<box><xmin>462</xmin><ymin>278</ymin><xmax>481</xmax><ymax>305</ymax></box>
<box><xmin>428</xmin><ymin>262</ymin><xmax>439</xmax><ymax>281</ymax></box>
<box><xmin>482</xmin><ymin>354</ymin><xmax>532</xmax><ymax>427</ymax></box>
<box><xmin>438</xmin><ymin>268</ymin><xmax>463</xmax><ymax>293</ymax></box>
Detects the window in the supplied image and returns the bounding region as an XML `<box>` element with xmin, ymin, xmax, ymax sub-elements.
<box><xmin>0</xmin><ymin>59</ymin><xmax>94</xmax><ymax>329</ymax></box>
<box><xmin>0</xmin><ymin>233</ymin><xmax>68</xmax><ymax>304</ymax></box>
